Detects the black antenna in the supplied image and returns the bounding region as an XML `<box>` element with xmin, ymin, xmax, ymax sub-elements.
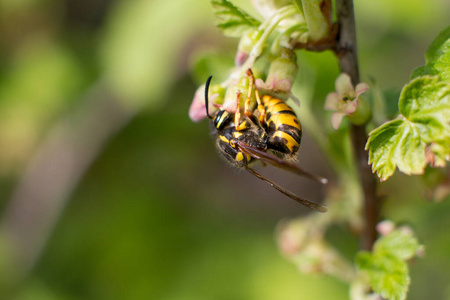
<box><xmin>204</xmin><ymin>75</ymin><xmax>213</xmax><ymax>119</ymax></box>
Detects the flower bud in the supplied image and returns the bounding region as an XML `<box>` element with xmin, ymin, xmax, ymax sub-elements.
<box><xmin>347</xmin><ymin>95</ymin><xmax>372</xmax><ymax>125</ymax></box>
<box><xmin>251</xmin><ymin>0</ymin><xmax>305</xmax><ymax>30</ymax></box>
<box><xmin>251</xmin><ymin>0</ymin><xmax>292</xmax><ymax>18</ymax></box>
<box><xmin>376</xmin><ymin>220</ymin><xmax>395</xmax><ymax>236</ymax></box>
<box><xmin>302</xmin><ymin>0</ymin><xmax>330</xmax><ymax>41</ymax></box>
<box><xmin>222</xmin><ymin>75</ymin><xmax>253</xmax><ymax>112</ymax></box>
<box><xmin>235</xmin><ymin>29</ymin><xmax>262</xmax><ymax>66</ymax></box>
<box><xmin>255</xmin><ymin>47</ymin><xmax>298</xmax><ymax>93</ymax></box>
<box><xmin>189</xmin><ymin>83</ymin><xmax>225</xmax><ymax>122</ymax></box>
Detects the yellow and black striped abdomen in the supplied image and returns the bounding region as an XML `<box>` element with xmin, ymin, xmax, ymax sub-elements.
<box><xmin>262</xmin><ymin>95</ymin><xmax>302</xmax><ymax>156</ymax></box>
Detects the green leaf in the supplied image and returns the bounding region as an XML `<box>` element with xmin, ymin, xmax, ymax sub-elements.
<box><xmin>411</xmin><ymin>26</ymin><xmax>450</xmax><ymax>80</ymax></box>
<box><xmin>366</xmin><ymin>76</ymin><xmax>450</xmax><ymax>181</ymax></box>
<box><xmin>366</xmin><ymin>119</ymin><xmax>408</xmax><ymax>181</ymax></box>
<box><xmin>410</xmin><ymin>65</ymin><xmax>435</xmax><ymax>79</ymax></box>
<box><xmin>357</xmin><ymin>252</ymin><xmax>409</xmax><ymax>300</ymax></box>
<box><xmin>399</xmin><ymin>76</ymin><xmax>450</xmax><ymax>119</ymax></box>
<box><xmin>374</xmin><ymin>230</ymin><xmax>421</xmax><ymax>261</ymax></box>
<box><xmin>356</xmin><ymin>230</ymin><xmax>422</xmax><ymax>300</ymax></box>
<box><xmin>211</xmin><ymin>0</ymin><xmax>261</xmax><ymax>37</ymax></box>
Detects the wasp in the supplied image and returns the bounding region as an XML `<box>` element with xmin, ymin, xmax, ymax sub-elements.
<box><xmin>204</xmin><ymin>72</ymin><xmax>328</xmax><ymax>213</ymax></box>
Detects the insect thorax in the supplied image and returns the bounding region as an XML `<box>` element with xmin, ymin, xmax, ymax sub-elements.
<box><xmin>215</xmin><ymin>121</ymin><xmax>267</xmax><ymax>168</ymax></box>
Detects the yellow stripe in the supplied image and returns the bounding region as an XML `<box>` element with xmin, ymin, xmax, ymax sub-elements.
<box><xmin>236</xmin><ymin>152</ymin><xmax>244</xmax><ymax>161</ymax></box>
<box><xmin>219</xmin><ymin>135</ymin><xmax>229</xmax><ymax>143</ymax></box>
<box><xmin>272</xmin><ymin>114</ymin><xmax>301</xmax><ymax>131</ymax></box>
<box><xmin>216</xmin><ymin>111</ymin><xmax>229</xmax><ymax>129</ymax></box>
<box><xmin>262</xmin><ymin>95</ymin><xmax>276</xmax><ymax>104</ymax></box>
<box><xmin>263</xmin><ymin>96</ymin><xmax>294</xmax><ymax>115</ymax></box>
<box><xmin>273</xmin><ymin>131</ymin><xmax>299</xmax><ymax>152</ymax></box>
<box><xmin>233</xmin><ymin>131</ymin><xmax>243</xmax><ymax>138</ymax></box>
<box><xmin>271</xmin><ymin>102</ymin><xmax>291</xmax><ymax>113</ymax></box>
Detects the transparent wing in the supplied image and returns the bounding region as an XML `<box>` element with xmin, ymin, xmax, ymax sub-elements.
<box><xmin>236</xmin><ymin>140</ymin><xmax>328</xmax><ymax>184</ymax></box>
<box><xmin>246</xmin><ymin>167</ymin><xmax>327</xmax><ymax>213</ymax></box>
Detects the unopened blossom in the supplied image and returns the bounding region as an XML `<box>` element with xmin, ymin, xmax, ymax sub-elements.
<box><xmin>189</xmin><ymin>84</ymin><xmax>223</xmax><ymax>122</ymax></box>
<box><xmin>235</xmin><ymin>29</ymin><xmax>262</xmax><ymax>66</ymax></box>
<box><xmin>220</xmin><ymin>75</ymin><xmax>254</xmax><ymax>113</ymax></box>
<box><xmin>255</xmin><ymin>47</ymin><xmax>300</xmax><ymax>105</ymax></box>
<box><xmin>324</xmin><ymin>73</ymin><xmax>370</xmax><ymax>129</ymax></box>
<box><xmin>256</xmin><ymin>48</ymin><xmax>297</xmax><ymax>92</ymax></box>
<box><xmin>376</xmin><ymin>220</ymin><xmax>395</xmax><ymax>236</ymax></box>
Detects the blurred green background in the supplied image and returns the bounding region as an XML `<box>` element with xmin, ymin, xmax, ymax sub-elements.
<box><xmin>0</xmin><ymin>0</ymin><xmax>449</xmax><ymax>299</ymax></box>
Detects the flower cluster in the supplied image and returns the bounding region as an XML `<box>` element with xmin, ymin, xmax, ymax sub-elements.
<box><xmin>190</xmin><ymin>0</ymin><xmax>334</xmax><ymax>122</ymax></box>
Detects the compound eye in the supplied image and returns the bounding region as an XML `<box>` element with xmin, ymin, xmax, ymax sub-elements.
<box><xmin>213</xmin><ymin>110</ymin><xmax>232</xmax><ymax>130</ymax></box>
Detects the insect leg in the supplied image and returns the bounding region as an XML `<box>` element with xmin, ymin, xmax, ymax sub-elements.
<box><xmin>246</xmin><ymin>69</ymin><xmax>265</xmax><ymax>125</ymax></box>
<box><xmin>244</xmin><ymin>70</ymin><xmax>254</xmax><ymax>118</ymax></box>
<box><xmin>234</xmin><ymin>91</ymin><xmax>248</xmax><ymax>131</ymax></box>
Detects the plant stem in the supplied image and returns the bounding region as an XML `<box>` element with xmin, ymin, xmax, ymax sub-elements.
<box><xmin>245</xmin><ymin>5</ymin><xmax>298</xmax><ymax>68</ymax></box>
<box><xmin>335</xmin><ymin>0</ymin><xmax>379</xmax><ymax>250</ymax></box>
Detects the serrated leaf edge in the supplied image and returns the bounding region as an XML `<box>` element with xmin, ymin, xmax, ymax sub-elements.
<box><xmin>210</xmin><ymin>0</ymin><xmax>260</xmax><ymax>36</ymax></box>
<box><xmin>367</xmin><ymin>76</ymin><xmax>450</xmax><ymax>181</ymax></box>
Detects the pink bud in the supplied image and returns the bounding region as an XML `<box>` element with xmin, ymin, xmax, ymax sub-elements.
<box><xmin>189</xmin><ymin>85</ymin><xmax>207</xmax><ymax>122</ymax></box>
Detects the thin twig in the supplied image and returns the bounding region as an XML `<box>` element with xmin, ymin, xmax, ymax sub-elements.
<box><xmin>335</xmin><ymin>0</ymin><xmax>379</xmax><ymax>250</ymax></box>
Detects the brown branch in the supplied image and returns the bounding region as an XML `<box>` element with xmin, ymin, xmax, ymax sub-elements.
<box><xmin>335</xmin><ymin>0</ymin><xmax>359</xmax><ymax>81</ymax></box>
<box><xmin>291</xmin><ymin>0</ymin><xmax>380</xmax><ymax>250</ymax></box>
<box><xmin>336</xmin><ymin>0</ymin><xmax>379</xmax><ymax>251</ymax></box>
